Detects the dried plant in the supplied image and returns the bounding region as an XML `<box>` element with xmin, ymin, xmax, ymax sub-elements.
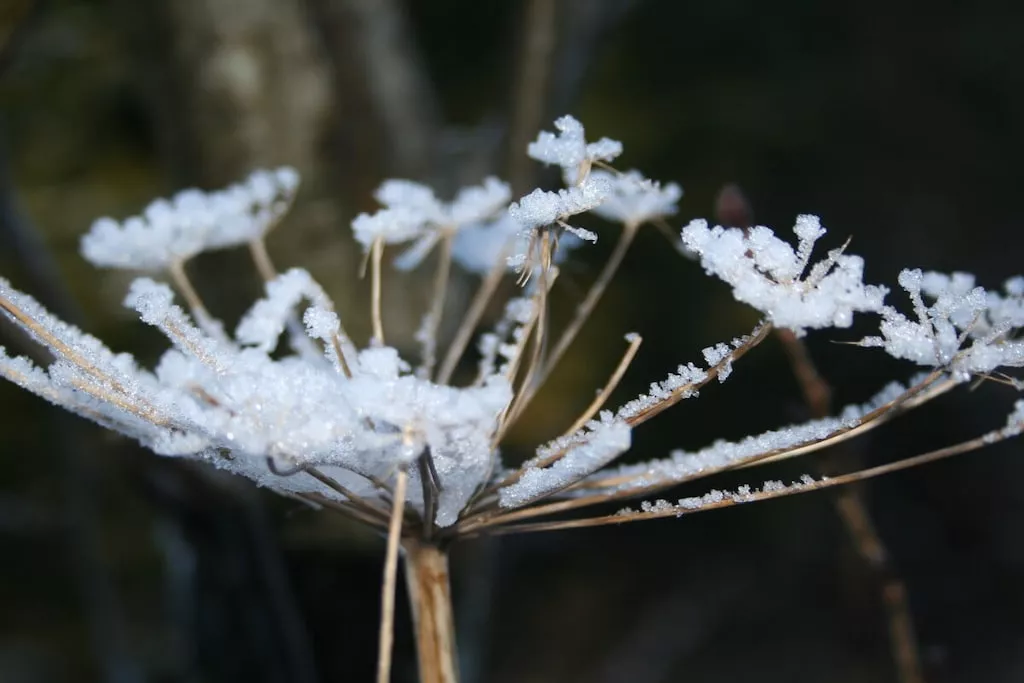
<box><xmin>1</xmin><ymin>115</ymin><xmax>1023</xmax><ymax>683</ymax></box>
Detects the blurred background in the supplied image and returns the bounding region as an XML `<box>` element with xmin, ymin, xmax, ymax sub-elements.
<box><xmin>2</xmin><ymin>0</ymin><xmax>1024</xmax><ymax>681</ymax></box>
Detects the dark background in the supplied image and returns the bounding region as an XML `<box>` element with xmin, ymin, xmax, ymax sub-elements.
<box><xmin>1</xmin><ymin>0</ymin><xmax>1024</xmax><ymax>681</ymax></box>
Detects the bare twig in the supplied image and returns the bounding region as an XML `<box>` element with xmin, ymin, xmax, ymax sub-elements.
<box><xmin>371</xmin><ymin>238</ymin><xmax>386</xmax><ymax>343</ymax></box>
<box><xmin>506</xmin><ymin>0</ymin><xmax>558</xmax><ymax>194</ymax></box>
<box><xmin>775</xmin><ymin>327</ymin><xmax>924</xmax><ymax>683</ymax></box>
<box><xmin>376</xmin><ymin>469</ymin><xmax>408</xmax><ymax>683</ymax></box>
<box><xmin>527</xmin><ymin>220</ymin><xmax>640</xmax><ymax>405</ymax></box>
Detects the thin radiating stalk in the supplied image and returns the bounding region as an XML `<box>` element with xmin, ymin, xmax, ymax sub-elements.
<box><xmin>776</xmin><ymin>328</ymin><xmax>924</xmax><ymax>683</ymax></box>
<box><xmin>372</xmin><ymin>238</ymin><xmax>386</xmax><ymax>344</ymax></box>
<box><xmin>420</xmin><ymin>233</ymin><xmax>454</xmax><ymax>377</ymax></box>
<box><xmin>482</xmin><ymin>426</ymin><xmax>1013</xmax><ymax>535</ymax></box>
<box><xmin>526</xmin><ymin>220</ymin><xmax>639</xmax><ymax>404</ymax></box>
<box><xmin>403</xmin><ymin>540</ymin><xmax>459</xmax><ymax>683</ymax></box>
<box><xmin>435</xmin><ymin>246</ymin><xmax>510</xmax><ymax>385</ymax></box>
<box><xmin>168</xmin><ymin>259</ymin><xmax>225</xmax><ymax>341</ymax></box>
<box><xmin>376</xmin><ymin>470</ymin><xmax>408</xmax><ymax>683</ymax></box>
<box><xmin>249</xmin><ymin>238</ymin><xmax>278</xmax><ymax>282</ymax></box>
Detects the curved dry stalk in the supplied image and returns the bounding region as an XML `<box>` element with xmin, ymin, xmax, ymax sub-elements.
<box><xmin>376</xmin><ymin>469</ymin><xmax>408</xmax><ymax>683</ymax></box>
<box><xmin>371</xmin><ymin>238</ymin><xmax>386</xmax><ymax>344</ymax></box>
<box><xmin>486</xmin><ymin>334</ymin><xmax>643</xmax><ymax>496</ymax></box>
<box><xmin>504</xmin><ymin>232</ymin><xmax>554</xmax><ymax>427</ymax></box>
<box><xmin>168</xmin><ymin>259</ymin><xmax>227</xmax><ymax>341</ymax></box>
<box><xmin>625</xmin><ymin>322</ymin><xmax>773</xmax><ymax>428</ymax></box>
<box><xmin>419</xmin><ymin>233</ymin><xmax>454</xmax><ymax>377</ymax></box>
<box><xmin>482</xmin><ymin>425</ymin><xmax>1018</xmax><ymax>535</ymax></box>
<box><xmin>564</xmin><ymin>333</ymin><xmax>643</xmax><ymax>436</ymax></box>
<box><xmin>526</xmin><ymin>220</ymin><xmax>639</xmax><ymax>405</ymax></box>
<box><xmin>776</xmin><ymin>327</ymin><xmax>925</xmax><ymax>683</ymax></box>
<box><xmin>303</xmin><ymin>467</ymin><xmax>392</xmax><ymax>523</ymax></box>
<box><xmin>249</xmin><ymin>237</ymin><xmax>279</xmax><ymax>283</ymax></box>
<box><xmin>435</xmin><ymin>246</ymin><xmax>510</xmax><ymax>385</ymax></box>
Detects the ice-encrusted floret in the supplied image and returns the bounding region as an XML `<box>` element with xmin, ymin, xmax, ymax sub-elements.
<box><xmin>682</xmin><ymin>215</ymin><xmax>888</xmax><ymax>335</ymax></box>
<box><xmin>527</xmin><ymin>115</ymin><xmax>623</xmax><ymax>183</ymax></box>
<box><xmin>351</xmin><ymin>207</ymin><xmax>426</xmax><ymax>250</ymax></box>
<box><xmin>81</xmin><ymin>167</ymin><xmax>299</xmax><ymax>270</ymax></box>
<box><xmin>509</xmin><ymin>175</ymin><xmax>611</xmax><ymax>232</ymax></box>
<box><xmin>590</xmin><ymin>170</ymin><xmax>682</xmax><ymax>225</ymax></box>
<box><xmin>358</xmin><ymin>177</ymin><xmax>512</xmax><ymax>269</ymax></box>
<box><xmin>451</xmin><ymin>212</ymin><xmax>521</xmax><ymax>274</ymax></box>
<box><xmin>506</xmin><ymin>174</ymin><xmax>611</xmax><ymax>270</ymax></box>
<box><xmin>860</xmin><ymin>269</ymin><xmax>1024</xmax><ymax>378</ymax></box>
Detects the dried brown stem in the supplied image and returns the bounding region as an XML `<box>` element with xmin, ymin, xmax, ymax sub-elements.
<box><xmin>249</xmin><ymin>238</ymin><xmax>279</xmax><ymax>282</ymax></box>
<box><xmin>483</xmin><ymin>426</ymin><xmax>1015</xmax><ymax>535</ymax></box>
<box><xmin>528</xmin><ymin>220</ymin><xmax>640</xmax><ymax>405</ymax></box>
<box><xmin>776</xmin><ymin>328</ymin><xmax>924</xmax><ymax>683</ymax></box>
<box><xmin>371</xmin><ymin>238</ymin><xmax>386</xmax><ymax>344</ymax></box>
<box><xmin>403</xmin><ymin>540</ymin><xmax>459</xmax><ymax>683</ymax></box>
<box><xmin>435</xmin><ymin>247</ymin><xmax>509</xmax><ymax>385</ymax></box>
<box><xmin>420</xmin><ymin>233</ymin><xmax>454</xmax><ymax>377</ymax></box>
<box><xmin>376</xmin><ymin>469</ymin><xmax>408</xmax><ymax>683</ymax></box>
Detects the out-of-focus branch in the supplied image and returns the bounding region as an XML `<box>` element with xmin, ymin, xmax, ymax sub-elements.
<box><xmin>506</xmin><ymin>0</ymin><xmax>558</xmax><ymax>194</ymax></box>
<box><xmin>311</xmin><ymin>0</ymin><xmax>440</xmax><ymax>179</ymax></box>
<box><xmin>714</xmin><ymin>183</ymin><xmax>925</xmax><ymax>683</ymax></box>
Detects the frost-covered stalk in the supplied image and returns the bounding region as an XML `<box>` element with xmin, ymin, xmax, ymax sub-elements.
<box><xmin>2</xmin><ymin>115</ymin><xmax>1023</xmax><ymax>682</ymax></box>
<box><xmin>403</xmin><ymin>541</ymin><xmax>458</xmax><ymax>683</ymax></box>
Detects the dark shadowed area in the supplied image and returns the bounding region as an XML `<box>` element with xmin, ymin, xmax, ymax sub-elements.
<box><xmin>1</xmin><ymin>0</ymin><xmax>1023</xmax><ymax>681</ymax></box>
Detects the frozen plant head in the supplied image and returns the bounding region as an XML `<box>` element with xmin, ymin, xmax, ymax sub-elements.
<box><xmin>1</xmin><ymin>114</ymin><xmax>1022</xmax><ymax>683</ymax></box>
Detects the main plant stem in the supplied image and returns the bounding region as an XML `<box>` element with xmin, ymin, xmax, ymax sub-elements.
<box><xmin>403</xmin><ymin>541</ymin><xmax>459</xmax><ymax>683</ymax></box>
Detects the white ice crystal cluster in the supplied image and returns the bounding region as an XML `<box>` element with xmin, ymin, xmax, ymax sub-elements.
<box><xmin>0</xmin><ymin>265</ymin><xmax>513</xmax><ymax>526</ymax></box>
<box><xmin>527</xmin><ymin>114</ymin><xmax>622</xmax><ymax>184</ymax></box>
<box><xmin>2</xmin><ymin>114</ymin><xmax>1022</xmax><ymax>543</ymax></box>
<box><xmin>590</xmin><ymin>169</ymin><xmax>682</xmax><ymax>226</ymax></box>
<box><xmin>81</xmin><ymin>167</ymin><xmax>299</xmax><ymax>270</ymax></box>
<box><xmin>351</xmin><ymin>176</ymin><xmax>512</xmax><ymax>270</ymax></box>
<box><xmin>859</xmin><ymin>269</ymin><xmax>1024</xmax><ymax>380</ymax></box>
<box><xmin>682</xmin><ymin>215</ymin><xmax>888</xmax><ymax>335</ymax></box>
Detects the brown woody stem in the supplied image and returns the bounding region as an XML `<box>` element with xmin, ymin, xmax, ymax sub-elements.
<box><xmin>403</xmin><ymin>541</ymin><xmax>459</xmax><ymax>683</ymax></box>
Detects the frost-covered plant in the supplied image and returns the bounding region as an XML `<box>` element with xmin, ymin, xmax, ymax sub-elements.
<box><xmin>1</xmin><ymin>115</ymin><xmax>1022</xmax><ymax>683</ymax></box>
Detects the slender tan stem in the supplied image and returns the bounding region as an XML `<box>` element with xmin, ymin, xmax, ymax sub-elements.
<box><xmin>420</xmin><ymin>233</ymin><xmax>454</xmax><ymax>377</ymax></box>
<box><xmin>435</xmin><ymin>248</ymin><xmax>509</xmax><ymax>385</ymax></box>
<box><xmin>528</xmin><ymin>220</ymin><xmax>639</xmax><ymax>402</ymax></box>
<box><xmin>403</xmin><ymin>540</ymin><xmax>459</xmax><ymax>683</ymax></box>
<box><xmin>248</xmin><ymin>238</ymin><xmax>278</xmax><ymax>282</ymax></box>
<box><xmin>485</xmin><ymin>334</ymin><xmax>643</xmax><ymax>496</ymax></box>
<box><xmin>376</xmin><ymin>470</ymin><xmax>408</xmax><ymax>683</ymax></box>
<box><xmin>503</xmin><ymin>233</ymin><xmax>552</xmax><ymax>428</ymax></box>
<box><xmin>372</xmin><ymin>238</ymin><xmax>386</xmax><ymax>344</ymax></box>
<box><xmin>168</xmin><ymin>259</ymin><xmax>227</xmax><ymax>341</ymax></box>
<box><xmin>564</xmin><ymin>333</ymin><xmax>642</xmax><ymax>436</ymax></box>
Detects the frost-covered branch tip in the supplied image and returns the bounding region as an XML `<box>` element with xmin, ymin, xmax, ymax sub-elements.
<box><xmin>682</xmin><ymin>215</ymin><xmax>888</xmax><ymax>335</ymax></box>
<box><xmin>859</xmin><ymin>269</ymin><xmax>1024</xmax><ymax>379</ymax></box>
